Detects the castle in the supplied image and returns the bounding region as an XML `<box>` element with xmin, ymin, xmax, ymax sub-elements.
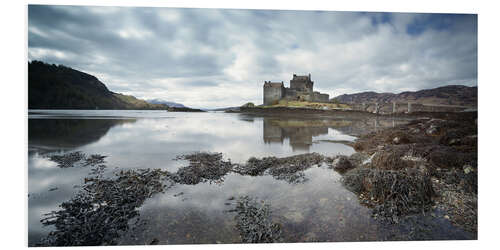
<box><xmin>263</xmin><ymin>74</ymin><xmax>330</xmax><ymax>105</ymax></box>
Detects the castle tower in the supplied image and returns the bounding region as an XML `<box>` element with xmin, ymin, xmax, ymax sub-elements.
<box><xmin>263</xmin><ymin>81</ymin><xmax>285</xmax><ymax>105</ymax></box>
<box><xmin>290</xmin><ymin>73</ymin><xmax>314</xmax><ymax>92</ymax></box>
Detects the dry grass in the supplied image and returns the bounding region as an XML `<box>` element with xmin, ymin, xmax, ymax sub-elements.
<box><xmin>263</xmin><ymin>100</ymin><xmax>351</xmax><ymax>110</ymax></box>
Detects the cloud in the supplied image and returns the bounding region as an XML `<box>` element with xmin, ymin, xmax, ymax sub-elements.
<box><xmin>28</xmin><ymin>6</ymin><xmax>477</xmax><ymax>108</ymax></box>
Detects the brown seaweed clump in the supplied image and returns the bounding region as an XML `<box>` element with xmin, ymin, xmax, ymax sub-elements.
<box><xmin>49</xmin><ymin>151</ymin><xmax>87</xmax><ymax>168</ymax></box>
<box><xmin>83</xmin><ymin>154</ymin><xmax>108</xmax><ymax>166</ymax></box>
<box><xmin>227</xmin><ymin>196</ymin><xmax>282</xmax><ymax>243</ymax></box>
<box><xmin>345</xmin><ymin>112</ymin><xmax>477</xmax><ymax>231</ymax></box>
<box><xmin>48</xmin><ymin>151</ymin><xmax>107</xmax><ymax>168</ymax></box>
<box><xmin>171</xmin><ymin>152</ymin><xmax>234</xmax><ymax>185</ymax></box>
<box><xmin>39</xmin><ymin>168</ymin><xmax>169</xmax><ymax>246</ymax></box>
<box><xmin>342</xmin><ymin>167</ymin><xmax>435</xmax><ymax>223</ymax></box>
<box><xmin>233</xmin><ymin>153</ymin><xmax>325</xmax><ymax>184</ymax></box>
<box><xmin>234</xmin><ymin>156</ymin><xmax>280</xmax><ymax>176</ymax></box>
<box><xmin>267</xmin><ymin>153</ymin><xmax>324</xmax><ymax>184</ymax></box>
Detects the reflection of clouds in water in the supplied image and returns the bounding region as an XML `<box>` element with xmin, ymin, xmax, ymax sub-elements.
<box><xmin>133</xmin><ymin>166</ymin><xmax>375</xmax><ymax>243</ymax></box>
<box><xmin>28</xmin><ymin>112</ymin><xmax>361</xmax><ymax>215</ymax></box>
<box><xmin>326</xmin><ymin>128</ymin><xmax>358</xmax><ymax>141</ymax></box>
<box><xmin>142</xmin><ymin>173</ymin><xmax>287</xmax><ymax>212</ymax></box>
<box><xmin>28</xmin><ymin>154</ymin><xmax>87</xmax><ymax>193</ymax></box>
<box><xmin>137</xmin><ymin>166</ymin><xmax>355</xmax><ymax>224</ymax></box>
<box><xmin>77</xmin><ymin>114</ymin><xmax>357</xmax><ymax>165</ymax></box>
<box><xmin>28</xmin><ymin>112</ymin><xmax>373</xmax><ymax>244</ymax></box>
<box><xmin>30</xmin><ymin>153</ymin><xmax>57</xmax><ymax>169</ymax></box>
<box><xmin>28</xmin><ymin>154</ymin><xmax>90</xmax><ymax>245</ymax></box>
<box><xmin>309</xmin><ymin>143</ymin><xmax>355</xmax><ymax>157</ymax></box>
<box><xmin>142</xmin><ymin>166</ymin><xmax>356</xmax><ymax>218</ymax></box>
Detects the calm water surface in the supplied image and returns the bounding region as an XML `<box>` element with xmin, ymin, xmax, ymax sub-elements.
<box><xmin>27</xmin><ymin>110</ymin><xmax>469</xmax><ymax>245</ymax></box>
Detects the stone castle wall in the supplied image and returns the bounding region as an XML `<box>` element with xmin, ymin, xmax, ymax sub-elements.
<box><xmin>284</xmin><ymin>88</ymin><xmax>298</xmax><ymax>100</ymax></box>
<box><xmin>290</xmin><ymin>80</ymin><xmax>313</xmax><ymax>91</ymax></box>
<box><xmin>263</xmin><ymin>83</ymin><xmax>284</xmax><ymax>105</ymax></box>
<box><xmin>312</xmin><ymin>92</ymin><xmax>329</xmax><ymax>103</ymax></box>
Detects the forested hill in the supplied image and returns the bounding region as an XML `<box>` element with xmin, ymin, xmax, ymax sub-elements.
<box><xmin>28</xmin><ymin>61</ymin><xmax>168</xmax><ymax>110</ymax></box>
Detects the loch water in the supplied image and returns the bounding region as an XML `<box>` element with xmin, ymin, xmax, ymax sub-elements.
<box><xmin>27</xmin><ymin>110</ymin><xmax>473</xmax><ymax>245</ymax></box>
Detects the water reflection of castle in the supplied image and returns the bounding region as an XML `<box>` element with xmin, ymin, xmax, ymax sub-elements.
<box><xmin>263</xmin><ymin>118</ymin><xmax>329</xmax><ymax>151</ymax></box>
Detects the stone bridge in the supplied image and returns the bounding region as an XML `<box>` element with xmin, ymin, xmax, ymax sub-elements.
<box><xmin>350</xmin><ymin>102</ymin><xmax>471</xmax><ymax>114</ymax></box>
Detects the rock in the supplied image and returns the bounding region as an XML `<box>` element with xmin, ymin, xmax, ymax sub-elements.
<box><xmin>426</xmin><ymin>125</ymin><xmax>438</xmax><ymax>135</ymax></box>
<box><xmin>410</xmin><ymin>128</ymin><xmax>421</xmax><ymax>134</ymax></box>
<box><xmin>304</xmin><ymin>232</ymin><xmax>317</xmax><ymax>241</ymax></box>
<box><xmin>392</xmin><ymin>215</ymin><xmax>399</xmax><ymax>223</ymax></box>
<box><xmin>418</xmin><ymin>165</ymin><xmax>428</xmax><ymax>173</ymax></box>
<box><xmin>449</xmin><ymin>138</ymin><xmax>460</xmax><ymax>146</ymax></box>
<box><xmin>463</xmin><ymin>164</ymin><xmax>474</xmax><ymax>174</ymax></box>
<box><xmin>428</xmin><ymin>118</ymin><xmax>445</xmax><ymax>124</ymax></box>
<box><xmin>241</xmin><ymin>102</ymin><xmax>255</xmax><ymax>108</ymax></box>
<box><xmin>347</xmin><ymin>152</ymin><xmax>370</xmax><ymax>166</ymax></box>
<box><xmin>393</xmin><ymin>137</ymin><xmax>401</xmax><ymax>144</ymax></box>
<box><xmin>331</xmin><ymin>156</ymin><xmax>354</xmax><ymax>171</ymax></box>
<box><xmin>362</xmin><ymin>152</ymin><xmax>377</xmax><ymax>165</ymax></box>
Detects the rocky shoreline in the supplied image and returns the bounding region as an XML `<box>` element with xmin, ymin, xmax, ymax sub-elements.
<box><xmin>233</xmin><ymin>110</ymin><xmax>478</xmax><ymax>235</ymax></box>
<box><xmin>342</xmin><ymin>111</ymin><xmax>477</xmax><ymax>233</ymax></box>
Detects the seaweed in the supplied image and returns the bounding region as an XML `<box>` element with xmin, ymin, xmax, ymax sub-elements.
<box><xmin>227</xmin><ymin>196</ymin><xmax>282</xmax><ymax>243</ymax></box>
<box><xmin>233</xmin><ymin>153</ymin><xmax>325</xmax><ymax>184</ymax></box>
<box><xmin>84</xmin><ymin>154</ymin><xmax>108</xmax><ymax>166</ymax></box>
<box><xmin>233</xmin><ymin>156</ymin><xmax>279</xmax><ymax>176</ymax></box>
<box><xmin>49</xmin><ymin>151</ymin><xmax>86</xmax><ymax>168</ymax></box>
<box><xmin>342</xmin><ymin>167</ymin><xmax>435</xmax><ymax>223</ymax></box>
<box><xmin>39</xmin><ymin>167</ymin><xmax>170</xmax><ymax>246</ymax></box>
<box><xmin>48</xmin><ymin>151</ymin><xmax>107</xmax><ymax>168</ymax></box>
<box><xmin>170</xmin><ymin>152</ymin><xmax>233</xmax><ymax>185</ymax></box>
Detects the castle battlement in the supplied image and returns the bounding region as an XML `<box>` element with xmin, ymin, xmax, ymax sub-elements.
<box><xmin>263</xmin><ymin>81</ymin><xmax>284</xmax><ymax>88</ymax></box>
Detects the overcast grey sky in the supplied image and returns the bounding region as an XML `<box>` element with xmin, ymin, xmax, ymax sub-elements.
<box><xmin>28</xmin><ymin>5</ymin><xmax>477</xmax><ymax>108</ymax></box>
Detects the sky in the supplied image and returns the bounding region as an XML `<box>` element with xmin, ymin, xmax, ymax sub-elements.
<box><xmin>28</xmin><ymin>5</ymin><xmax>477</xmax><ymax>108</ymax></box>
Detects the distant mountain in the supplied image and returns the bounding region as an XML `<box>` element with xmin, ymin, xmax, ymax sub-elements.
<box><xmin>333</xmin><ymin>85</ymin><xmax>477</xmax><ymax>107</ymax></box>
<box><xmin>28</xmin><ymin>61</ymin><xmax>168</xmax><ymax>110</ymax></box>
<box><xmin>146</xmin><ymin>99</ymin><xmax>187</xmax><ymax>108</ymax></box>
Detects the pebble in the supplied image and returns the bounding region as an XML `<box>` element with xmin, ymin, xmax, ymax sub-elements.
<box><xmin>463</xmin><ymin>165</ymin><xmax>474</xmax><ymax>174</ymax></box>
